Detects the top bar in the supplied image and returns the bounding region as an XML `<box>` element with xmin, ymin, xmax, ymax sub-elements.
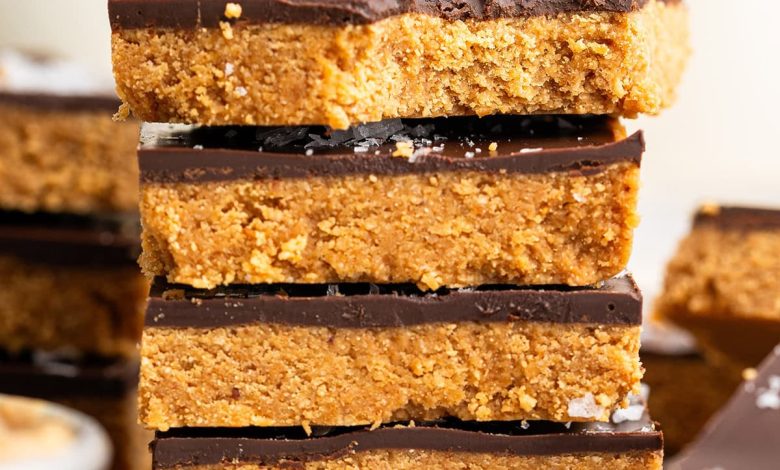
<box><xmin>110</xmin><ymin>0</ymin><xmax>689</xmax><ymax>128</ymax></box>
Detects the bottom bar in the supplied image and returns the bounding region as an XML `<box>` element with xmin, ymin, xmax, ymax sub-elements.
<box><xmin>152</xmin><ymin>412</ymin><xmax>662</xmax><ymax>470</ymax></box>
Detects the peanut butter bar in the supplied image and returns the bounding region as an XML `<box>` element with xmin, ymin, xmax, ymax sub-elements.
<box><xmin>109</xmin><ymin>0</ymin><xmax>688</xmax><ymax>129</ymax></box>
<box><xmin>0</xmin><ymin>212</ymin><xmax>148</xmax><ymax>358</ymax></box>
<box><xmin>655</xmin><ymin>206</ymin><xmax>780</xmax><ymax>370</ymax></box>
<box><xmin>0</xmin><ymin>351</ymin><xmax>152</xmax><ymax>470</ymax></box>
<box><xmin>0</xmin><ymin>51</ymin><xmax>140</xmax><ymax>215</ymax></box>
<box><xmin>139</xmin><ymin>115</ymin><xmax>641</xmax><ymax>289</ymax></box>
<box><xmin>140</xmin><ymin>275</ymin><xmax>643</xmax><ymax>430</ymax></box>
<box><xmin>150</xmin><ymin>396</ymin><xmax>662</xmax><ymax>470</ymax></box>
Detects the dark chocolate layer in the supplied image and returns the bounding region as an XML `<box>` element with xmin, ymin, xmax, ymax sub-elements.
<box><xmin>110</xmin><ymin>0</ymin><xmax>654</xmax><ymax>29</ymax></box>
<box><xmin>147</xmin><ymin>276</ymin><xmax>642</xmax><ymax>328</ymax></box>
<box><xmin>140</xmin><ymin>115</ymin><xmax>643</xmax><ymax>183</ymax></box>
<box><xmin>669</xmin><ymin>345</ymin><xmax>780</xmax><ymax>470</ymax></box>
<box><xmin>0</xmin><ymin>92</ymin><xmax>121</xmax><ymax>112</ymax></box>
<box><xmin>0</xmin><ymin>211</ymin><xmax>140</xmax><ymax>266</ymax></box>
<box><xmin>694</xmin><ymin>205</ymin><xmax>780</xmax><ymax>231</ymax></box>
<box><xmin>0</xmin><ymin>350</ymin><xmax>139</xmax><ymax>398</ymax></box>
<box><xmin>152</xmin><ymin>409</ymin><xmax>660</xmax><ymax>468</ymax></box>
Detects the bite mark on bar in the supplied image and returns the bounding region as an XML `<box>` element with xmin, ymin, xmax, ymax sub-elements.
<box><xmin>146</xmin><ymin>276</ymin><xmax>642</xmax><ymax>328</ymax></box>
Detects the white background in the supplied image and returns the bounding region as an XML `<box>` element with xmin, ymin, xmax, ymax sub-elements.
<box><xmin>1</xmin><ymin>0</ymin><xmax>779</xmax><ymax>303</ymax></box>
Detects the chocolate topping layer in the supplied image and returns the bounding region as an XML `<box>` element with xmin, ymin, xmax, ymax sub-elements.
<box><xmin>0</xmin><ymin>212</ymin><xmax>140</xmax><ymax>266</ymax></box>
<box><xmin>0</xmin><ymin>92</ymin><xmax>121</xmax><ymax>112</ymax></box>
<box><xmin>152</xmin><ymin>405</ymin><xmax>660</xmax><ymax>468</ymax></box>
<box><xmin>140</xmin><ymin>115</ymin><xmax>642</xmax><ymax>183</ymax></box>
<box><xmin>110</xmin><ymin>0</ymin><xmax>654</xmax><ymax>29</ymax></box>
<box><xmin>670</xmin><ymin>344</ymin><xmax>780</xmax><ymax>470</ymax></box>
<box><xmin>147</xmin><ymin>276</ymin><xmax>642</xmax><ymax>328</ymax></box>
<box><xmin>694</xmin><ymin>205</ymin><xmax>780</xmax><ymax>231</ymax></box>
<box><xmin>0</xmin><ymin>351</ymin><xmax>139</xmax><ymax>398</ymax></box>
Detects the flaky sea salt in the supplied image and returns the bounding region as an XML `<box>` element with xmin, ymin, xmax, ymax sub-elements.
<box><xmin>756</xmin><ymin>375</ymin><xmax>780</xmax><ymax>410</ymax></box>
<box><xmin>612</xmin><ymin>403</ymin><xmax>645</xmax><ymax>424</ymax></box>
<box><xmin>567</xmin><ymin>393</ymin><xmax>605</xmax><ymax>419</ymax></box>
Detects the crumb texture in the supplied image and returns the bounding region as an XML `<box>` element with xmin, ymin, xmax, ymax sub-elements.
<box><xmin>0</xmin><ymin>103</ymin><xmax>140</xmax><ymax>214</ymax></box>
<box><xmin>0</xmin><ymin>255</ymin><xmax>148</xmax><ymax>358</ymax></box>
<box><xmin>167</xmin><ymin>450</ymin><xmax>661</xmax><ymax>470</ymax></box>
<box><xmin>655</xmin><ymin>227</ymin><xmax>780</xmax><ymax>367</ymax></box>
<box><xmin>140</xmin><ymin>164</ymin><xmax>639</xmax><ymax>289</ymax></box>
<box><xmin>112</xmin><ymin>1</ymin><xmax>688</xmax><ymax>128</ymax></box>
<box><xmin>140</xmin><ymin>321</ymin><xmax>642</xmax><ymax>429</ymax></box>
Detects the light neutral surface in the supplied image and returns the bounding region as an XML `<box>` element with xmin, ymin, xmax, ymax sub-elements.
<box><xmin>1</xmin><ymin>0</ymin><xmax>778</xmax><ymax>299</ymax></box>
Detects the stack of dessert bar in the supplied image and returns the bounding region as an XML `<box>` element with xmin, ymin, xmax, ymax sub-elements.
<box><xmin>0</xmin><ymin>50</ymin><xmax>150</xmax><ymax>470</ymax></box>
<box><xmin>108</xmin><ymin>1</ymin><xmax>688</xmax><ymax>468</ymax></box>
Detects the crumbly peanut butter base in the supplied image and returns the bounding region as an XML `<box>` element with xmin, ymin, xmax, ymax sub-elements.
<box><xmin>655</xmin><ymin>227</ymin><xmax>780</xmax><ymax>368</ymax></box>
<box><xmin>140</xmin><ymin>163</ymin><xmax>639</xmax><ymax>289</ymax></box>
<box><xmin>140</xmin><ymin>321</ymin><xmax>641</xmax><ymax>430</ymax></box>
<box><xmin>0</xmin><ymin>255</ymin><xmax>148</xmax><ymax>357</ymax></box>
<box><xmin>112</xmin><ymin>0</ymin><xmax>688</xmax><ymax>128</ymax></box>
<box><xmin>166</xmin><ymin>450</ymin><xmax>661</xmax><ymax>470</ymax></box>
<box><xmin>0</xmin><ymin>104</ymin><xmax>140</xmax><ymax>214</ymax></box>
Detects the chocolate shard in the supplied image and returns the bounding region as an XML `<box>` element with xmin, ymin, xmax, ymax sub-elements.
<box><xmin>151</xmin><ymin>395</ymin><xmax>661</xmax><ymax>468</ymax></box>
<box><xmin>693</xmin><ymin>205</ymin><xmax>780</xmax><ymax>231</ymax></box>
<box><xmin>139</xmin><ymin>115</ymin><xmax>643</xmax><ymax>184</ymax></box>
<box><xmin>147</xmin><ymin>275</ymin><xmax>642</xmax><ymax>328</ymax></box>
<box><xmin>110</xmin><ymin>0</ymin><xmax>656</xmax><ymax>29</ymax></box>
<box><xmin>0</xmin><ymin>211</ymin><xmax>140</xmax><ymax>266</ymax></box>
<box><xmin>669</xmin><ymin>344</ymin><xmax>780</xmax><ymax>470</ymax></box>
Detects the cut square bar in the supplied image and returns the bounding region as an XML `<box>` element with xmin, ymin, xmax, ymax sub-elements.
<box><xmin>110</xmin><ymin>0</ymin><xmax>688</xmax><ymax>129</ymax></box>
<box><xmin>139</xmin><ymin>115</ymin><xmax>641</xmax><ymax>289</ymax></box>
<box><xmin>140</xmin><ymin>276</ymin><xmax>643</xmax><ymax>430</ymax></box>
<box><xmin>0</xmin><ymin>51</ymin><xmax>140</xmax><ymax>215</ymax></box>
<box><xmin>0</xmin><ymin>212</ymin><xmax>148</xmax><ymax>358</ymax></box>
<box><xmin>655</xmin><ymin>205</ymin><xmax>780</xmax><ymax>370</ymax></box>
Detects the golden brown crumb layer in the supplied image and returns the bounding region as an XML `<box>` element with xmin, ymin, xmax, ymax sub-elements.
<box><xmin>0</xmin><ymin>255</ymin><xmax>149</xmax><ymax>358</ymax></box>
<box><xmin>0</xmin><ymin>103</ymin><xmax>140</xmax><ymax>214</ymax></box>
<box><xmin>655</xmin><ymin>227</ymin><xmax>780</xmax><ymax>368</ymax></box>
<box><xmin>112</xmin><ymin>1</ymin><xmax>688</xmax><ymax>129</ymax></box>
<box><xmin>140</xmin><ymin>321</ymin><xmax>642</xmax><ymax>430</ymax></box>
<box><xmin>140</xmin><ymin>163</ymin><xmax>639</xmax><ymax>289</ymax></box>
<box><xmin>62</xmin><ymin>393</ymin><xmax>152</xmax><ymax>470</ymax></box>
<box><xmin>641</xmin><ymin>351</ymin><xmax>739</xmax><ymax>456</ymax></box>
<box><xmin>167</xmin><ymin>450</ymin><xmax>661</xmax><ymax>470</ymax></box>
